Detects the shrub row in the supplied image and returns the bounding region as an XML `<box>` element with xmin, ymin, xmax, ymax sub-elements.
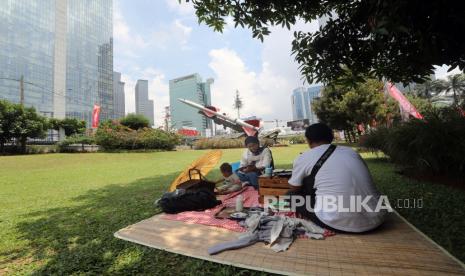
<box><xmin>286</xmin><ymin>135</ymin><xmax>307</xmax><ymax>144</ymax></box>
<box><xmin>95</xmin><ymin>120</ymin><xmax>180</xmax><ymax>151</ymax></box>
<box><xmin>359</xmin><ymin>108</ymin><xmax>465</xmax><ymax>177</ymax></box>
<box><xmin>57</xmin><ymin>135</ymin><xmax>97</xmax><ymax>152</ymax></box>
<box><xmin>193</xmin><ymin>137</ymin><xmax>276</xmax><ymax>149</ymax></box>
<box><xmin>193</xmin><ymin>138</ymin><xmax>244</xmax><ymax>149</ymax></box>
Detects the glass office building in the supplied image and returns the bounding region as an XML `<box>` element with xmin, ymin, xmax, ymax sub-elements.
<box><xmin>305</xmin><ymin>86</ymin><xmax>322</xmax><ymax>124</ymax></box>
<box><xmin>291</xmin><ymin>85</ymin><xmax>322</xmax><ymax>124</ymax></box>
<box><xmin>169</xmin><ymin>74</ymin><xmax>214</xmax><ymax>136</ymax></box>
<box><xmin>0</xmin><ymin>0</ymin><xmax>113</xmax><ymax>126</ymax></box>
<box><xmin>0</xmin><ymin>1</ymin><xmax>56</xmax><ymax>116</ymax></box>
<box><xmin>291</xmin><ymin>87</ymin><xmax>306</xmax><ymax>120</ymax></box>
<box><xmin>135</xmin><ymin>79</ymin><xmax>154</xmax><ymax>127</ymax></box>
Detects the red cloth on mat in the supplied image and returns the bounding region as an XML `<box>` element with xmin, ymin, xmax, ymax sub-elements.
<box><xmin>162</xmin><ymin>186</ymin><xmax>259</xmax><ymax>232</ymax></box>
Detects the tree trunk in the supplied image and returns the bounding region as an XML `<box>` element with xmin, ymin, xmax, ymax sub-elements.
<box><xmin>349</xmin><ymin>128</ymin><xmax>357</xmax><ymax>143</ymax></box>
<box><xmin>0</xmin><ymin>141</ymin><xmax>4</xmax><ymax>154</ymax></box>
<box><xmin>345</xmin><ymin>128</ymin><xmax>353</xmax><ymax>143</ymax></box>
<box><xmin>20</xmin><ymin>137</ymin><xmax>27</xmax><ymax>153</ymax></box>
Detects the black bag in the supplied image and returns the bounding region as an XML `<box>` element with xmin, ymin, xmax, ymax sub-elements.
<box><xmin>158</xmin><ymin>188</ymin><xmax>221</xmax><ymax>214</ymax></box>
<box><xmin>158</xmin><ymin>169</ymin><xmax>220</xmax><ymax>214</ymax></box>
<box><xmin>176</xmin><ymin>169</ymin><xmax>216</xmax><ymax>193</ymax></box>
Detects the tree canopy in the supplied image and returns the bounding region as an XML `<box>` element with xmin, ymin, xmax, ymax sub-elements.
<box><xmin>312</xmin><ymin>76</ymin><xmax>433</xmax><ymax>142</ymax></box>
<box><xmin>188</xmin><ymin>0</ymin><xmax>465</xmax><ymax>85</ymax></box>
<box><xmin>312</xmin><ymin>78</ymin><xmax>388</xmax><ymax>136</ymax></box>
<box><xmin>120</xmin><ymin>113</ymin><xmax>150</xmax><ymax>130</ymax></box>
<box><xmin>0</xmin><ymin>100</ymin><xmax>48</xmax><ymax>153</ymax></box>
<box><xmin>49</xmin><ymin>117</ymin><xmax>86</xmax><ymax>136</ymax></box>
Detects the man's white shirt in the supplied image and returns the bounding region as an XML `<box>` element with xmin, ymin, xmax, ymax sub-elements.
<box><xmin>240</xmin><ymin>147</ymin><xmax>272</xmax><ymax>169</ymax></box>
<box><xmin>289</xmin><ymin>144</ymin><xmax>386</xmax><ymax>232</ymax></box>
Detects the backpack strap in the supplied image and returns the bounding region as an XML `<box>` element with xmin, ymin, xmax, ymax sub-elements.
<box><xmin>309</xmin><ymin>144</ymin><xmax>337</xmax><ymax>179</ymax></box>
<box><xmin>290</xmin><ymin>144</ymin><xmax>337</xmax><ymax>218</ymax></box>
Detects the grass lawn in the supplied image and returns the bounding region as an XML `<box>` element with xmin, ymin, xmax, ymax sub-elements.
<box><xmin>1</xmin><ymin>145</ymin><xmax>464</xmax><ymax>275</ymax></box>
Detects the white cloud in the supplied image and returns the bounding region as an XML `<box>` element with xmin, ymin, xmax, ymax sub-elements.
<box><xmin>165</xmin><ymin>0</ymin><xmax>195</xmax><ymax>16</ymax></box>
<box><xmin>262</xmin><ymin>20</ymin><xmax>319</xmax><ymax>87</ymax></box>
<box><xmin>434</xmin><ymin>64</ymin><xmax>463</xmax><ymax>80</ymax></box>
<box><xmin>208</xmin><ymin>48</ymin><xmax>260</xmax><ymax>117</ymax></box>
<box><xmin>151</xmin><ymin>19</ymin><xmax>193</xmax><ymax>50</ymax></box>
<box><xmin>209</xmin><ymin>48</ymin><xmax>291</xmax><ymax>122</ymax></box>
<box><xmin>113</xmin><ymin>1</ymin><xmax>148</xmax><ymax>52</ymax></box>
<box><xmin>208</xmin><ymin>20</ymin><xmax>320</xmax><ymax>125</ymax></box>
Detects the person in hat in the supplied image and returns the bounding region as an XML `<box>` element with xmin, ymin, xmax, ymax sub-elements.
<box><xmin>236</xmin><ymin>136</ymin><xmax>273</xmax><ymax>189</ymax></box>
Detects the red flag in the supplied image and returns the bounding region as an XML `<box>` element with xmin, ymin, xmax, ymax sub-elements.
<box><xmin>92</xmin><ymin>104</ymin><xmax>101</xmax><ymax>128</ymax></box>
<box><xmin>387</xmin><ymin>82</ymin><xmax>423</xmax><ymax>119</ymax></box>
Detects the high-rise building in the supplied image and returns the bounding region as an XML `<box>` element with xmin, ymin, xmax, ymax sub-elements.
<box><xmin>291</xmin><ymin>85</ymin><xmax>322</xmax><ymax>124</ymax></box>
<box><xmin>113</xmin><ymin>72</ymin><xmax>125</xmax><ymax>119</ymax></box>
<box><xmin>169</xmin><ymin>73</ymin><xmax>214</xmax><ymax>136</ymax></box>
<box><xmin>135</xmin><ymin>80</ymin><xmax>154</xmax><ymax>127</ymax></box>
<box><xmin>291</xmin><ymin>88</ymin><xmax>306</xmax><ymax>121</ymax></box>
<box><xmin>0</xmin><ymin>0</ymin><xmax>113</xmax><ymax>125</ymax></box>
<box><xmin>305</xmin><ymin>86</ymin><xmax>322</xmax><ymax>124</ymax></box>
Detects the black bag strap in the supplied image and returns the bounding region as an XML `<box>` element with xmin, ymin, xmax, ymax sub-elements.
<box><xmin>309</xmin><ymin>144</ymin><xmax>337</xmax><ymax>178</ymax></box>
<box><xmin>188</xmin><ymin>168</ymin><xmax>204</xmax><ymax>180</ymax></box>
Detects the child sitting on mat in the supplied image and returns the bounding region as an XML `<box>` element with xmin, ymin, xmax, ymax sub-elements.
<box><xmin>215</xmin><ymin>163</ymin><xmax>243</xmax><ymax>195</ymax></box>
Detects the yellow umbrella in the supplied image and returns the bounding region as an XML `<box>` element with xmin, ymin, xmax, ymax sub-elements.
<box><xmin>169</xmin><ymin>150</ymin><xmax>223</xmax><ymax>191</ymax></box>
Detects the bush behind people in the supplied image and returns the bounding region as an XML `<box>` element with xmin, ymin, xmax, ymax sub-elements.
<box><xmin>95</xmin><ymin>120</ymin><xmax>180</xmax><ymax>151</ymax></box>
<box><xmin>360</xmin><ymin>107</ymin><xmax>465</xmax><ymax>177</ymax></box>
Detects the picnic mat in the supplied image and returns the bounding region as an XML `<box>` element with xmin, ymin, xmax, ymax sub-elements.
<box><xmin>115</xmin><ymin>212</ymin><xmax>465</xmax><ymax>275</ymax></box>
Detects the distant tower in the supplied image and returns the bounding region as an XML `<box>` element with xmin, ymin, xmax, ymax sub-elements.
<box><xmin>233</xmin><ymin>89</ymin><xmax>243</xmax><ymax>119</ymax></box>
<box><xmin>135</xmin><ymin>79</ymin><xmax>155</xmax><ymax>127</ymax></box>
<box><xmin>113</xmin><ymin>71</ymin><xmax>125</xmax><ymax>119</ymax></box>
<box><xmin>164</xmin><ymin>106</ymin><xmax>171</xmax><ymax>131</ymax></box>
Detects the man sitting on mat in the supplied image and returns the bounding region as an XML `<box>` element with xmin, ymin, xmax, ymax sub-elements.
<box><xmin>236</xmin><ymin>136</ymin><xmax>273</xmax><ymax>190</ymax></box>
<box><xmin>288</xmin><ymin>123</ymin><xmax>386</xmax><ymax>233</ymax></box>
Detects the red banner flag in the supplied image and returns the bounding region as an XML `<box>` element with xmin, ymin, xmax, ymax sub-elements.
<box><xmin>92</xmin><ymin>104</ymin><xmax>101</xmax><ymax>128</ymax></box>
<box><xmin>386</xmin><ymin>82</ymin><xmax>423</xmax><ymax>119</ymax></box>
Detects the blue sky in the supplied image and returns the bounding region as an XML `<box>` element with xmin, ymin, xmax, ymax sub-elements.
<box><xmin>114</xmin><ymin>0</ymin><xmax>461</xmax><ymax>127</ymax></box>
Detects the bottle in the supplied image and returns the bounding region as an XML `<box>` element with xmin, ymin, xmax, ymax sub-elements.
<box><xmin>235</xmin><ymin>195</ymin><xmax>243</xmax><ymax>212</ymax></box>
<box><xmin>265</xmin><ymin>166</ymin><xmax>273</xmax><ymax>177</ymax></box>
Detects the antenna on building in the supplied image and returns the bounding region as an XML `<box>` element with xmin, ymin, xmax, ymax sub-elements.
<box><xmin>233</xmin><ymin>89</ymin><xmax>243</xmax><ymax>119</ymax></box>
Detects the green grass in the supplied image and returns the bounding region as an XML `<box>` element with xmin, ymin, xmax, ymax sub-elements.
<box><xmin>0</xmin><ymin>145</ymin><xmax>464</xmax><ymax>275</ymax></box>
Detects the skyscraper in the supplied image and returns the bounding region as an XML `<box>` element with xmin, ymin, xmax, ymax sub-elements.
<box><xmin>135</xmin><ymin>80</ymin><xmax>154</xmax><ymax>127</ymax></box>
<box><xmin>169</xmin><ymin>74</ymin><xmax>214</xmax><ymax>136</ymax></box>
<box><xmin>0</xmin><ymin>0</ymin><xmax>113</xmax><ymax>125</ymax></box>
<box><xmin>113</xmin><ymin>72</ymin><xmax>125</xmax><ymax>119</ymax></box>
<box><xmin>291</xmin><ymin>85</ymin><xmax>322</xmax><ymax>124</ymax></box>
<box><xmin>306</xmin><ymin>86</ymin><xmax>322</xmax><ymax>124</ymax></box>
<box><xmin>291</xmin><ymin>88</ymin><xmax>306</xmax><ymax>121</ymax></box>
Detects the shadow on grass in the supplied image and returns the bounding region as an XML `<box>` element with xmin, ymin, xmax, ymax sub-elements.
<box><xmin>11</xmin><ymin>173</ymin><xmax>269</xmax><ymax>275</ymax></box>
